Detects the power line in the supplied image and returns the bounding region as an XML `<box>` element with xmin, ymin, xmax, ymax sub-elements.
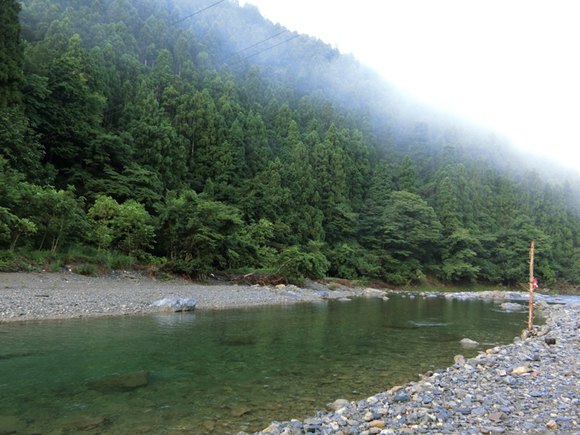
<box><xmin>225</xmin><ymin>34</ymin><xmax>302</xmax><ymax>68</ymax></box>
<box><xmin>213</xmin><ymin>30</ymin><xmax>288</xmax><ymax>66</ymax></box>
<box><xmin>102</xmin><ymin>34</ymin><xmax>304</xmax><ymax>122</ymax></box>
<box><xmin>168</xmin><ymin>0</ymin><xmax>226</xmax><ymax>28</ymax></box>
<box><xmin>24</xmin><ymin>0</ymin><xmax>223</xmax><ymax>97</ymax></box>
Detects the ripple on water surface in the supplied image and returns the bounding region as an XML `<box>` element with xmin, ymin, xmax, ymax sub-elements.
<box><xmin>0</xmin><ymin>295</ymin><xmax>533</xmax><ymax>434</ymax></box>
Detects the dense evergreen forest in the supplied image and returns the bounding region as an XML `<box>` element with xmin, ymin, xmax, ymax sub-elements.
<box><xmin>2</xmin><ymin>0</ymin><xmax>580</xmax><ymax>286</ymax></box>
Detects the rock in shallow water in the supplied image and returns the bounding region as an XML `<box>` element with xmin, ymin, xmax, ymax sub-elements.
<box><xmin>251</xmin><ymin>303</ymin><xmax>580</xmax><ymax>435</ymax></box>
<box><xmin>326</xmin><ymin>399</ymin><xmax>349</xmax><ymax>411</ymax></box>
<box><xmin>500</xmin><ymin>302</ymin><xmax>526</xmax><ymax>311</ymax></box>
<box><xmin>150</xmin><ymin>297</ymin><xmax>196</xmax><ymax>312</ymax></box>
<box><xmin>92</xmin><ymin>370</ymin><xmax>149</xmax><ymax>392</ymax></box>
<box><xmin>0</xmin><ymin>416</ymin><xmax>26</xmax><ymax>433</ymax></box>
<box><xmin>460</xmin><ymin>337</ymin><xmax>479</xmax><ymax>347</ymax></box>
<box><xmin>231</xmin><ymin>405</ymin><xmax>252</xmax><ymax>417</ymax></box>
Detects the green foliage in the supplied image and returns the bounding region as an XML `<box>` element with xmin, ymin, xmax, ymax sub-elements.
<box><xmin>327</xmin><ymin>242</ymin><xmax>376</xmax><ymax>280</ymax></box>
<box><xmin>0</xmin><ymin>250</ymin><xmax>29</xmax><ymax>271</ymax></box>
<box><xmin>73</xmin><ymin>263</ymin><xmax>99</xmax><ymax>276</ymax></box>
<box><xmin>88</xmin><ymin>195</ymin><xmax>154</xmax><ymax>257</ymax></box>
<box><xmin>240</xmin><ymin>218</ymin><xmax>277</xmax><ymax>268</ymax></box>
<box><xmin>110</xmin><ymin>252</ymin><xmax>134</xmax><ymax>270</ymax></box>
<box><xmin>439</xmin><ymin>228</ymin><xmax>481</xmax><ymax>282</ymax></box>
<box><xmin>34</xmin><ymin>186</ymin><xmax>88</xmax><ymax>254</ymax></box>
<box><xmin>377</xmin><ymin>191</ymin><xmax>442</xmax><ymax>282</ymax></box>
<box><xmin>49</xmin><ymin>259</ymin><xmax>63</xmax><ymax>272</ymax></box>
<box><xmin>158</xmin><ymin>190</ymin><xmax>253</xmax><ymax>273</ymax></box>
<box><xmin>397</xmin><ymin>155</ymin><xmax>417</xmax><ymax>194</ymax></box>
<box><xmin>276</xmin><ymin>241</ymin><xmax>330</xmax><ymax>280</ymax></box>
<box><xmin>492</xmin><ymin>216</ymin><xmax>555</xmax><ymax>285</ymax></box>
<box><xmin>87</xmin><ymin>195</ymin><xmax>120</xmax><ymax>251</ymax></box>
<box><xmin>114</xmin><ymin>199</ymin><xmax>155</xmax><ymax>257</ymax></box>
<box><xmin>0</xmin><ymin>0</ymin><xmax>578</xmax><ymax>287</ymax></box>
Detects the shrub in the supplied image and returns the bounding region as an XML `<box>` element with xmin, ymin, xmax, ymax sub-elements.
<box><xmin>110</xmin><ymin>252</ymin><xmax>134</xmax><ymax>270</ymax></box>
<box><xmin>49</xmin><ymin>260</ymin><xmax>62</xmax><ymax>272</ymax></box>
<box><xmin>276</xmin><ymin>241</ymin><xmax>330</xmax><ymax>280</ymax></box>
<box><xmin>73</xmin><ymin>263</ymin><xmax>99</xmax><ymax>276</ymax></box>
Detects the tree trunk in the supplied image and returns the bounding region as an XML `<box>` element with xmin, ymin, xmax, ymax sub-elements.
<box><xmin>38</xmin><ymin>232</ymin><xmax>47</xmax><ymax>251</ymax></box>
<box><xmin>10</xmin><ymin>231</ymin><xmax>21</xmax><ymax>251</ymax></box>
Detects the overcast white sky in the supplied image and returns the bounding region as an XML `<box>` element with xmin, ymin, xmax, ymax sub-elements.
<box><xmin>240</xmin><ymin>0</ymin><xmax>580</xmax><ymax>172</ymax></box>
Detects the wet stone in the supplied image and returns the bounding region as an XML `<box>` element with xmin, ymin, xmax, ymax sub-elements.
<box><xmin>92</xmin><ymin>370</ymin><xmax>149</xmax><ymax>393</ymax></box>
<box><xmin>0</xmin><ymin>416</ymin><xmax>27</xmax><ymax>433</ymax></box>
<box><xmin>232</xmin><ymin>406</ymin><xmax>252</xmax><ymax>417</ymax></box>
<box><xmin>249</xmin><ymin>302</ymin><xmax>580</xmax><ymax>435</ymax></box>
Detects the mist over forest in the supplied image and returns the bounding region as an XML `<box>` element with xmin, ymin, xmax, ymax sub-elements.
<box><xmin>2</xmin><ymin>0</ymin><xmax>580</xmax><ymax>286</ymax></box>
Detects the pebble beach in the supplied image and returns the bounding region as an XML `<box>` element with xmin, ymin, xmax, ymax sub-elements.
<box><xmin>2</xmin><ymin>271</ymin><xmax>580</xmax><ymax>435</ymax></box>
<box><xmin>252</xmin><ymin>304</ymin><xmax>580</xmax><ymax>435</ymax></box>
<box><xmin>0</xmin><ymin>271</ymin><xmax>359</xmax><ymax>322</ymax></box>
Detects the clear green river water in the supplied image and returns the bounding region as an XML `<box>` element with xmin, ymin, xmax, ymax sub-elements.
<box><xmin>0</xmin><ymin>295</ymin><xmax>532</xmax><ymax>434</ymax></box>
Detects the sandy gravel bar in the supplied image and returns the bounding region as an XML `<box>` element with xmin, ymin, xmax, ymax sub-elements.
<box><xmin>0</xmin><ymin>271</ymin><xmax>360</xmax><ymax>322</ymax></box>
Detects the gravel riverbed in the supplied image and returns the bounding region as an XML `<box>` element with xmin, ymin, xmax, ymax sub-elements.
<box><xmin>2</xmin><ymin>272</ymin><xmax>580</xmax><ymax>435</ymax></box>
<box><xmin>0</xmin><ymin>271</ymin><xmax>362</xmax><ymax>322</ymax></box>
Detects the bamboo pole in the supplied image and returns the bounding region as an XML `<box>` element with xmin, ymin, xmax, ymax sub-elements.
<box><xmin>528</xmin><ymin>240</ymin><xmax>535</xmax><ymax>331</ymax></box>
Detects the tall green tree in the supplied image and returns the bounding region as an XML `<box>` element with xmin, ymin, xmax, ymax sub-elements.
<box><xmin>398</xmin><ymin>154</ymin><xmax>417</xmax><ymax>194</ymax></box>
<box><xmin>379</xmin><ymin>191</ymin><xmax>442</xmax><ymax>282</ymax></box>
<box><xmin>0</xmin><ymin>0</ymin><xmax>44</xmax><ymax>180</ymax></box>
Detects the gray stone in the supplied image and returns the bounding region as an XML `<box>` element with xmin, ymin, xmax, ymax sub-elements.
<box><xmin>363</xmin><ymin>288</ymin><xmax>385</xmax><ymax>298</ymax></box>
<box><xmin>327</xmin><ymin>399</ymin><xmax>350</xmax><ymax>411</ymax></box>
<box><xmin>150</xmin><ymin>297</ymin><xmax>196</xmax><ymax>312</ymax></box>
<box><xmin>393</xmin><ymin>392</ymin><xmax>410</xmax><ymax>402</ymax></box>
<box><xmin>472</xmin><ymin>407</ymin><xmax>486</xmax><ymax>415</ymax></box>
<box><xmin>231</xmin><ymin>405</ymin><xmax>252</xmax><ymax>417</ymax></box>
<box><xmin>92</xmin><ymin>370</ymin><xmax>149</xmax><ymax>392</ymax></box>
<box><xmin>460</xmin><ymin>338</ymin><xmax>480</xmax><ymax>347</ymax></box>
<box><xmin>455</xmin><ymin>407</ymin><xmax>472</xmax><ymax>415</ymax></box>
<box><xmin>500</xmin><ymin>302</ymin><xmax>526</xmax><ymax>311</ymax></box>
<box><xmin>312</xmin><ymin>291</ymin><xmax>329</xmax><ymax>298</ymax></box>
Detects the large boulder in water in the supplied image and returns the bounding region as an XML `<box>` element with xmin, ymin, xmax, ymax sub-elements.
<box><xmin>150</xmin><ymin>297</ymin><xmax>197</xmax><ymax>312</ymax></box>
<box><xmin>92</xmin><ymin>370</ymin><xmax>149</xmax><ymax>393</ymax></box>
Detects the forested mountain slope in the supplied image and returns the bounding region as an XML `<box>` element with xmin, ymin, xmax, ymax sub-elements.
<box><xmin>2</xmin><ymin>0</ymin><xmax>580</xmax><ymax>286</ymax></box>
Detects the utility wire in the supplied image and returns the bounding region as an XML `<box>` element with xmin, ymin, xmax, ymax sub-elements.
<box><xmin>213</xmin><ymin>30</ymin><xmax>288</xmax><ymax>65</ymax></box>
<box><xmin>168</xmin><ymin>0</ymin><xmax>226</xmax><ymax>28</ymax></box>
<box><xmin>104</xmin><ymin>34</ymin><xmax>303</xmax><ymax>121</ymax></box>
<box><xmin>224</xmin><ymin>33</ymin><xmax>302</xmax><ymax>68</ymax></box>
<box><xmin>24</xmin><ymin>1</ymin><xmax>222</xmax><ymax>97</ymax></box>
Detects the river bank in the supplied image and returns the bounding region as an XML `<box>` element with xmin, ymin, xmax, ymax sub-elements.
<box><xmin>0</xmin><ymin>271</ymin><xmax>571</xmax><ymax>323</ymax></box>
<box><xmin>0</xmin><ymin>271</ymin><xmax>366</xmax><ymax>322</ymax></box>
<box><xmin>252</xmin><ymin>302</ymin><xmax>580</xmax><ymax>435</ymax></box>
<box><xmin>2</xmin><ymin>271</ymin><xmax>579</xmax><ymax>434</ymax></box>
